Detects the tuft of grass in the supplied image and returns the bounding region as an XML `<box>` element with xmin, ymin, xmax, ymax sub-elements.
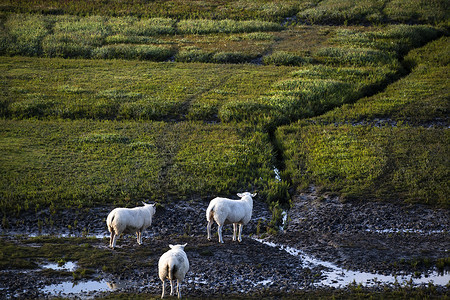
<box><xmin>263</xmin><ymin>51</ymin><xmax>311</xmax><ymax>66</ymax></box>
<box><xmin>177</xmin><ymin>19</ymin><xmax>283</xmax><ymax>35</ymax></box>
<box><xmin>92</xmin><ymin>44</ymin><xmax>175</xmax><ymax>61</ymax></box>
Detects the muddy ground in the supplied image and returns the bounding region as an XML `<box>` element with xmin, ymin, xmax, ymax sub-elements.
<box><xmin>1</xmin><ymin>187</ymin><xmax>449</xmax><ymax>298</ymax></box>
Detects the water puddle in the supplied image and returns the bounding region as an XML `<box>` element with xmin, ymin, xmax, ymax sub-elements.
<box><xmin>42</xmin><ymin>261</ymin><xmax>77</xmax><ymax>272</ymax></box>
<box><xmin>254</xmin><ymin>238</ymin><xmax>450</xmax><ymax>288</ymax></box>
<box><xmin>42</xmin><ymin>279</ymin><xmax>111</xmax><ymax>296</ymax></box>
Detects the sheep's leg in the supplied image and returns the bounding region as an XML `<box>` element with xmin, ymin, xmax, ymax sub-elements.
<box><xmin>238</xmin><ymin>224</ymin><xmax>243</xmax><ymax>242</ymax></box>
<box><xmin>207</xmin><ymin>221</ymin><xmax>212</xmax><ymax>240</ymax></box>
<box><xmin>170</xmin><ymin>280</ymin><xmax>174</xmax><ymax>296</ymax></box>
<box><xmin>111</xmin><ymin>232</ymin><xmax>118</xmax><ymax>249</ymax></box>
<box><xmin>109</xmin><ymin>232</ymin><xmax>115</xmax><ymax>248</ymax></box>
<box><xmin>232</xmin><ymin>223</ymin><xmax>237</xmax><ymax>241</ymax></box>
<box><xmin>161</xmin><ymin>280</ymin><xmax>165</xmax><ymax>299</ymax></box>
<box><xmin>218</xmin><ymin>225</ymin><xmax>224</xmax><ymax>243</ymax></box>
<box><xmin>136</xmin><ymin>231</ymin><xmax>142</xmax><ymax>245</ymax></box>
<box><xmin>177</xmin><ymin>279</ymin><xmax>182</xmax><ymax>299</ymax></box>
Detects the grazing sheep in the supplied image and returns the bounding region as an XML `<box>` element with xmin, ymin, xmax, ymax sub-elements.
<box><xmin>106</xmin><ymin>202</ymin><xmax>156</xmax><ymax>249</ymax></box>
<box><xmin>206</xmin><ymin>192</ymin><xmax>256</xmax><ymax>243</ymax></box>
<box><xmin>158</xmin><ymin>243</ymin><xmax>189</xmax><ymax>299</ymax></box>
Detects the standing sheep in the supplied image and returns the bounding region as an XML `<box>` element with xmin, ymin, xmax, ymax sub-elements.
<box><xmin>158</xmin><ymin>243</ymin><xmax>189</xmax><ymax>299</ymax></box>
<box><xmin>106</xmin><ymin>202</ymin><xmax>156</xmax><ymax>249</ymax></box>
<box><xmin>206</xmin><ymin>192</ymin><xmax>256</xmax><ymax>243</ymax></box>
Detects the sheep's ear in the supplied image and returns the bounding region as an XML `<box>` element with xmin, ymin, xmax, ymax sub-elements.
<box><xmin>182</xmin><ymin>243</ymin><xmax>187</xmax><ymax>248</ymax></box>
<box><xmin>142</xmin><ymin>201</ymin><xmax>148</xmax><ymax>206</ymax></box>
<box><xmin>251</xmin><ymin>193</ymin><xmax>257</xmax><ymax>197</ymax></box>
<box><xmin>169</xmin><ymin>244</ymin><xmax>174</xmax><ymax>249</ymax></box>
<box><xmin>237</xmin><ymin>193</ymin><xmax>243</xmax><ymax>197</ymax></box>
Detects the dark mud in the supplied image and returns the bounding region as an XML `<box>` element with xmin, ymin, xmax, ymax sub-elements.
<box><xmin>270</xmin><ymin>186</ymin><xmax>450</xmax><ymax>276</ymax></box>
<box><xmin>1</xmin><ymin>189</ymin><xmax>449</xmax><ymax>298</ymax></box>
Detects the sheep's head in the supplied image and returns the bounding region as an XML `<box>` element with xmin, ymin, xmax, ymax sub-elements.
<box><xmin>142</xmin><ymin>202</ymin><xmax>156</xmax><ymax>215</ymax></box>
<box><xmin>237</xmin><ymin>192</ymin><xmax>257</xmax><ymax>198</ymax></box>
<box><xmin>169</xmin><ymin>243</ymin><xmax>187</xmax><ymax>250</ymax></box>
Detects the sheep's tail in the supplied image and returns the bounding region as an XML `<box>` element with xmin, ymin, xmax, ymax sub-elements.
<box><xmin>168</xmin><ymin>261</ymin><xmax>177</xmax><ymax>280</ymax></box>
<box><xmin>206</xmin><ymin>202</ymin><xmax>215</xmax><ymax>223</ymax></box>
<box><xmin>107</xmin><ymin>213</ymin><xmax>115</xmax><ymax>233</ymax></box>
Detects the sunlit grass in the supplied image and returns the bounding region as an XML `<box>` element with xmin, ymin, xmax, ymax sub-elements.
<box><xmin>0</xmin><ymin>119</ymin><xmax>277</xmax><ymax>214</ymax></box>
<box><xmin>277</xmin><ymin>124</ymin><xmax>449</xmax><ymax>207</ymax></box>
<box><xmin>315</xmin><ymin>36</ymin><xmax>449</xmax><ymax>125</ymax></box>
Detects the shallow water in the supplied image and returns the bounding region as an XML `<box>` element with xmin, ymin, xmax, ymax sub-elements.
<box><xmin>42</xmin><ymin>279</ymin><xmax>111</xmax><ymax>296</ymax></box>
<box><xmin>41</xmin><ymin>261</ymin><xmax>77</xmax><ymax>272</ymax></box>
<box><xmin>255</xmin><ymin>238</ymin><xmax>450</xmax><ymax>288</ymax></box>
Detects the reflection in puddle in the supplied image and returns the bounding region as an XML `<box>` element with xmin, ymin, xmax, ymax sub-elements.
<box><xmin>41</xmin><ymin>261</ymin><xmax>77</xmax><ymax>272</ymax></box>
<box><xmin>42</xmin><ymin>279</ymin><xmax>111</xmax><ymax>295</ymax></box>
<box><xmin>254</xmin><ymin>238</ymin><xmax>450</xmax><ymax>288</ymax></box>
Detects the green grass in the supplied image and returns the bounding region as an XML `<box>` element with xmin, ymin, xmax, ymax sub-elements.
<box><xmin>315</xmin><ymin>36</ymin><xmax>449</xmax><ymax>125</ymax></box>
<box><xmin>2</xmin><ymin>0</ymin><xmax>448</xmax><ymax>25</ymax></box>
<box><xmin>0</xmin><ymin>56</ymin><xmax>291</xmax><ymax>122</ymax></box>
<box><xmin>277</xmin><ymin>124</ymin><xmax>449</xmax><ymax>207</ymax></box>
<box><xmin>0</xmin><ymin>1</ymin><xmax>448</xmax><ymax>217</ymax></box>
<box><xmin>297</xmin><ymin>0</ymin><xmax>449</xmax><ymax>25</ymax></box>
<box><xmin>0</xmin><ymin>119</ymin><xmax>277</xmax><ymax>214</ymax></box>
<box><xmin>0</xmin><ymin>0</ymin><xmax>303</xmax><ymax>22</ymax></box>
<box><xmin>0</xmin><ymin>235</ymin><xmax>158</xmax><ymax>275</ymax></box>
<box><xmin>275</xmin><ymin>35</ymin><xmax>449</xmax><ymax>208</ymax></box>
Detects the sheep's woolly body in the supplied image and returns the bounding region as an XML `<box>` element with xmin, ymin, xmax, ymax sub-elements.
<box><xmin>206</xmin><ymin>192</ymin><xmax>256</xmax><ymax>243</ymax></box>
<box><xmin>106</xmin><ymin>202</ymin><xmax>156</xmax><ymax>248</ymax></box>
<box><xmin>159</xmin><ymin>244</ymin><xmax>189</xmax><ymax>299</ymax></box>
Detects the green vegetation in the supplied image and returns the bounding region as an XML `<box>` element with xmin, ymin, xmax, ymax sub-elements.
<box><xmin>0</xmin><ymin>120</ymin><xmax>279</xmax><ymax>214</ymax></box>
<box><xmin>0</xmin><ymin>2</ymin><xmax>448</xmax><ymax>299</ymax></box>
<box><xmin>316</xmin><ymin>36</ymin><xmax>449</xmax><ymax>125</ymax></box>
<box><xmin>0</xmin><ymin>235</ymin><xmax>158</xmax><ymax>274</ymax></box>
<box><xmin>0</xmin><ymin>0</ymin><xmax>448</xmax><ymax>216</ymax></box>
<box><xmin>0</xmin><ymin>0</ymin><xmax>303</xmax><ymax>22</ymax></box>
<box><xmin>277</xmin><ymin>36</ymin><xmax>449</xmax><ymax>208</ymax></box>
<box><xmin>297</xmin><ymin>0</ymin><xmax>449</xmax><ymax>25</ymax></box>
<box><xmin>277</xmin><ymin>124</ymin><xmax>448</xmax><ymax>207</ymax></box>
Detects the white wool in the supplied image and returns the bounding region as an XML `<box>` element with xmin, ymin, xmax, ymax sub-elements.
<box><xmin>158</xmin><ymin>243</ymin><xmax>189</xmax><ymax>299</ymax></box>
<box><xmin>106</xmin><ymin>202</ymin><xmax>156</xmax><ymax>249</ymax></box>
<box><xmin>206</xmin><ymin>192</ymin><xmax>256</xmax><ymax>243</ymax></box>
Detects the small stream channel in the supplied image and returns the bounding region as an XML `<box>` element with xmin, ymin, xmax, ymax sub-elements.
<box><xmin>254</xmin><ymin>239</ymin><xmax>450</xmax><ymax>288</ymax></box>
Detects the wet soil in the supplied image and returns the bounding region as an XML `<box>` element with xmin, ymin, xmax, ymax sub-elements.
<box><xmin>1</xmin><ymin>188</ymin><xmax>449</xmax><ymax>298</ymax></box>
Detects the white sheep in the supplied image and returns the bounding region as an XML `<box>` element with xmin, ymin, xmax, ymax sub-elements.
<box><xmin>158</xmin><ymin>243</ymin><xmax>189</xmax><ymax>299</ymax></box>
<box><xmin>206</xmin><ymin>192</ymin><xmax>256</xmax><ymax>243</ymax></box>
<box><xmin>106</xmin><ymin>202</ymin><xmax>156</xmax><ymax>249</ymax></box>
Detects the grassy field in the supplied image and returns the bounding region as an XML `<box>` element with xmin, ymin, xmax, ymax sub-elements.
<box><xmin>0</xmin><ymin>120</ymin><xmax>281</xmax><ymax>214</ymax></box>
<box><xmin>277</xmin><ymin>36</ymin><xmax>449</xmax><ymax>208</ymax></box>
<box><xmin>315</xmin><ymin>36</ymin><xmax>449</xmax><ymax>125</ymax></box>
<box><xmin>0</xmin><ymin>0</ymin><xmax>448</xmax><ymax>218</ymax></box>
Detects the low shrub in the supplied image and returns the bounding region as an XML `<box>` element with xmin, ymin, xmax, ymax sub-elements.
<box><xmin>92</xmin><ymin>44</ymin><xmax>175</xmax><ymax>61</ymax></box>
<box><xmin>263</xmin><ymin>51</ymin><xmax>310</xmax><ymax>66</ymax></box>
<box><xmin>177</xmin><ymin>19</ymin><xmax>282</xmax><ymax>35</ymax></box>
<box><xmin>175</xmin><ymin>49</ymin><xmax>213</xmax><ymax>63</ymax></box>
<box><xmin>42</xmin><ymin>33</ymin><xmax>94</xmax><ymax>58</ymax></box>
<box><xmin>3</xmin><ymin>14</ymin><xmax>49</xmax><ymax>56</ymax></box>
<box><xmin>315</xmin><ymin>47</ymin><xmax>397</xmax><ymax>67</ymax></box>
<box><xmin>212</xmin><ymin>52</ymin><xmax>256</xmax><ymax>64</ymax></box>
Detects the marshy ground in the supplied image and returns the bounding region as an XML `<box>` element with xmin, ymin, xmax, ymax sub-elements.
<box><xmin>1</xmin><ymin>188</ymin><xmax>448</xmax><ymax>299</ymax></box>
